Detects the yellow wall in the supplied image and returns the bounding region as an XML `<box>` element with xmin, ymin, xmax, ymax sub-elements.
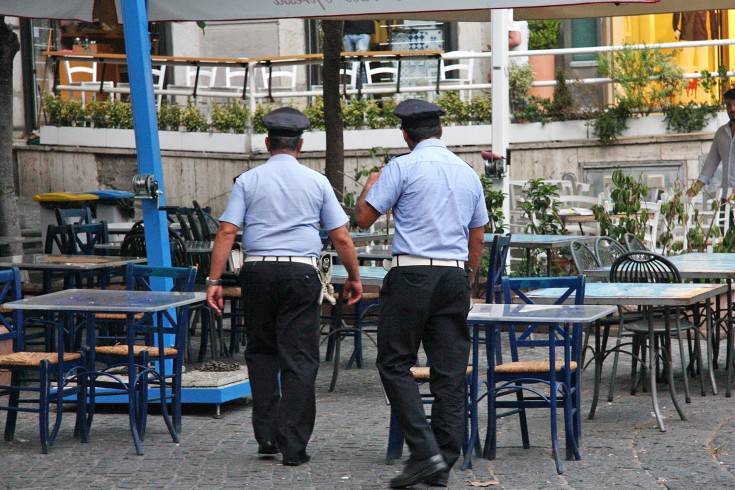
<box><xmin>612</xmin><ymin>10</ymin><xmax>733</xmax><ymax>104</ymax></box>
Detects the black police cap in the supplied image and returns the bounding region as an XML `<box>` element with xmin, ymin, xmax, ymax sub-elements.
<box><xmin>393</xmin><ymin>99</ymin><xmax>445</xmax><ymax>128</ymax></box>
<box><xmin>263</xmin><ymin>107</ymin><xmax>310</xmax><ymax>137</ymax></box>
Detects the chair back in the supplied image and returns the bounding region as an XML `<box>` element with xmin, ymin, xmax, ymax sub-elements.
<box><xmin>193</xmin><ymin>200</ymin><xmax>220</xmax><ymax>240</ymax></box>
<box><xmin>120</xmin><ymin>226</ymin><xmax>189</xmax><ymax>268</ymax></box>
<box><xmin>258</xmin><ymin>65</ymin><xmax>297</xmax><ymax>90</ymax></box>
<box><xmin>55</xmin><ymin>207</ymin><xmax>93</xmax><ymax>226</ymax></box>
<box><xmin>365</xmin><ymin>61</ymin><xmax>398</xmax><ymax>84</ymax></box>
<box><xmin>185</xmin><ymin>66</ymin><xmax>218</xmax><ymax>89</ymax></box>
<box><xmin>440</xmin><ymin>52</ymin><xmax>475</xmax><ymax>82</ymax></box>
<box><xmin>594</xmin><ymin>236</ymin><xmax>627</xmax><ymax>266</ymax></box>
<box><xmin>0</xmin><ymin>268</ymin><xmax>23</xmax><ymax>351</ymax></box>
<box><xmin>500</xmin><ymin>275</ymin><xmax>586</xmax><ymax>362</ymax></box>
<box><xmin>570</xmin><ymin>240</ymin><xmax>599</xmax><ymax>276</ymax></box>
<box><xmin>624</xmin><ymin>233</ymin><xmax>649</xmax><ymax>252</ymax></box>
<box><xmin>124</xmin><ymin>263</ymin><xmax>197</xmax><ymax>349</ymax></box>
<box><xmin>44</xmin><ymin>224</ymin><xmax>77</xmax><ymax>255</ymax></box>
<box><xmin>486</xmin><ymin>234</ymin><xmax>511</xmax><ymax>304</ymax></box>
<box><xmin>70</xmin><ymin>222</ymin><xmax>109</xmax><ymax>255</ymax></box>
<box><xmin>609</xmin><ymin>250</ymin><xmax>681</xmax><ymax>284</ymax></box>
<box><xmin>64</xmin><ymin>61</ymin><xmax>97</xmax><ymax>84</ymax></box>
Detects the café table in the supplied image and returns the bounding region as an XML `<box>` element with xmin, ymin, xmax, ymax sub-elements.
<box><xmin>3</xmin><ymin>288</ymin><xmax>206</xmax><ymax>455</ymax></box>
<box><xmin>525</xmin><ymin>282</ymin><xmax>727</xmax><ymax>431</ymax></box>
<box><xmin>484</xmin><ymin>233</ymin><xmax>594</xmax><ymax>276</ymax></box>
<box><xmin>464</xmin><ymin>303</ymin><xmax>616</xmax><ymax>470</ymax></box>
<box><xmin>586</xmin><ymin>252</ymin><xmax>735</xmax><ymax>396</ymax></box>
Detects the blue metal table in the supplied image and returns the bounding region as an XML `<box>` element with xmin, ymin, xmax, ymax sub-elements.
<box><xmin>464</xmin><ymin>303</ymin><xmax>615</xmax><ymax>470</ymax></box>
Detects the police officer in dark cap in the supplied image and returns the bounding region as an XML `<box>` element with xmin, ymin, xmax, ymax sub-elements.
<box><xmin>356</xmin><ymin>99</ymin><xmax>488</xmax><ymax>488</ymax></box>
<box><xmin>207</xmin><ymin>106</ymin><xmax>363</xmax><ymax>466</ymax></box>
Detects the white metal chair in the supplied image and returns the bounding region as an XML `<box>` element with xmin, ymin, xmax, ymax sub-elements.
<box><xmin>63</xmin><ymin>61</ymin><xmax>114</xmax><ymax>104</ymax></box>
<box><xmin>258</xmin><ymin>65</ymin><xmax>297</xmax><ymax>91</ymax></box>
<box><xmin>364</xmin><ymin>61</ymin><xmax>398</xmax><ymax>85</ymax></box>
<box><xmin>116</xmin><ymin>65</ymin><xmax>167</xmax><ymax>108</ymax></box>
<box><xmin>440</xmin><ymin>51</ymin><xmax>475</xmax><ymax>101</ymax></box>
<box><xmin>640</xmin><ymin>200</ymin><xmax>662</xmax><ymax>252</ymax></box>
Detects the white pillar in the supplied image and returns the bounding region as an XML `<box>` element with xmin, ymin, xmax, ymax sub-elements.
<box><xmin>491</xmin><ymin>9</ymin><xmax>511</xmax><ymax>231</ymax></box>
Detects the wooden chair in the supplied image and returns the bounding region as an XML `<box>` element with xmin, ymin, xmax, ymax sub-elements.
<box><xmin>0</xmin><ymin>267</ymin><xmax>88</xmax><ymax>453</ymax></box>
<box><xmin>486</xmin><ymin>275</ymin><xmax>586</xmax><ymax>474</ymax></box>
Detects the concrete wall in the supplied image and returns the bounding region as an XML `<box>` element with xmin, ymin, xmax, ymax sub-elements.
<box><xmin>13</xmin><ymin>132</ymin><xmax>712</xmax><ymax>223</ymax></box>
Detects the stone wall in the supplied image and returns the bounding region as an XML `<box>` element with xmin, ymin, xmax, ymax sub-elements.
<box><xmin>13</xmin><ymin>131</ymin><xmax>713</xmax><ymax>220</ymax></box>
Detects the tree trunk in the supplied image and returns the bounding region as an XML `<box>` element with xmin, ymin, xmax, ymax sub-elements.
<box><xmin>321</xmin><ymin>20</ymin><xmax>345</xmax><ymax>201</ymax></box>
<box><xmin>0</xmin><ymin>17</ymin><xmax>22</xmax><ymax>255</ymax></box>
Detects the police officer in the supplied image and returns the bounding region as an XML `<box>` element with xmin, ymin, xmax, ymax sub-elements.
<box><xmin>355</xmin><ymin>99</ymin><xmax>488</xmax><ymax>488</ymax></box>
<box><xmin>207</xmin><ymin>107</ymin><xmax>363</xmax><ymax>466</ymax></box>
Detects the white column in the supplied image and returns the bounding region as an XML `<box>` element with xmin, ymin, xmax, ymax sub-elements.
<box><xmin>491</xmin><ymin>9</ymin><xmax>511</xmax><ymax>230</ymax></box>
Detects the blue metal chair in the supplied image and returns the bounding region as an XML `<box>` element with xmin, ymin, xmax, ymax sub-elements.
<box><xmin>485</xmin><ymin>233</ymin><xmax>511</xmax><ymax>304</ymax></box>
<box><xmin>0</xmin><ymin>267</ymin><xmax>88</xmax><ymax>453</ymax></box>
<box><xmin>55</xmin><ymin>207</ymin><xmax>93</xmax><ymax>226</ymax></box>
<box><xmin>91</xmin><ymin>263</ymin><xmax>197</xmax><ymax>453</ymax></box>
<box><xmin>485</xmin><ymin>275</ymin><xmax>585</xmax><ymax>474</ymax></box>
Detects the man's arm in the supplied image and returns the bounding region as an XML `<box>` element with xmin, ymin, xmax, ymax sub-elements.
<box><xmin>206</xmin><ymin>221</ymin><xmax>239</xmax><ymax>315</ymax></box>
<box><xmin>466</xmin><ymin>227</ymin><xmax>485</xmax><ymax>284</ymax></box>
<box><xmin>689</xmin><ymin>135</ymin><xmax>723</xmax><ymax>197</ymax></box>
<box><xmin>327</xmin><ymin>225</ymin><xmax>363</xmax><ymax>305</ymax></box>
<box><xmin>508</xmin><ymin>30</ymin><xmax>522</xmax><ymax>49</ymax></box>
<box><xmin>355</xmin><ymin>170</ymin><xmax>383</xmax><ymax>229</ymax></box>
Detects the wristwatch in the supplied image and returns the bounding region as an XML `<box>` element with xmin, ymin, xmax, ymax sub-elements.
<box><xmin>464</xmin><ymin>266</ymin><xmax>474</xmax><ymax>275</ymax></box>
<box><xmin>205</xmin><ymin>277</ymin><xmax>222</xmax><ymax>287</ymax></box>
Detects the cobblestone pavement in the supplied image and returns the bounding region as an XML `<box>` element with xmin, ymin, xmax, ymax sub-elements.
<box><xmin>4</xmin><ymin>332</ymin><xmax>735</xmax><ymax>490</ymax></box>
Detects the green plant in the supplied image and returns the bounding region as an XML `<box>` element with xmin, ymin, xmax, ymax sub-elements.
<box><xmin>597</xmin><ymin>44</ymin><xmax>684</xmax><ymax>115</ymax></box>
<box><xmin>518</xmin><ymin>178</ymin><xmax>565</xmax><ymax>235</ymax></box>
<box><xmin>436</xmin><ymin>91</ymin><xmax>471</xmax><ymax>126</ymax></box>
<box><xmin>528</xmin><ymin>20</ymin><xmax>561</xmax><ymax>50</ymax></box>
<box><xmin>590</xmin><ymin>104</ymin><xmax>631</xmax><ymax>145</ymax></box>
<box><xmin>105</xmin><ymin>99</ymin><xmax>133</xmax><ymax>129</ymax></box>
<box><xmin>158</xmin><ymin>101</ymin><xmax>182</xmax><ymax>131</ymax></box>
<box><xmin>508</xmin><ymin>62</ymin><xmax>535</xmax><ymax>116</ymax></box>
<box><xmin>251</xmin><ymin>103</ymin><xmax>275</xmax><ymax>133</ymax></box>
<box><xmin>59</xmin><ymin>99</ymin><xmax>86</xmax><ymax>127</ymax></box>
<box><xmin>658</xmin><ymin>181</ymin><xmax>688</xmax><ymax>255</ymax></box>
<box><xmin>548</xmin><ymin>68</ymin><xmax>578</xmax><ymax>120</ymax></box>
<box><xmin>379</xmin><ymin>98</ymin><xmax>401</xmax><ymax>128</ymax></box>
<box><xmin>303</xmin><ymin>97</ymin><xmax>325</xmax><ymax>131</ymax></box>
<box><xmin>210</xmin><ymin>101</ymin><xmax>248</xmax><ymax>133</ymax></box>
<box><xmin>592</xmin><ymin>168</ymin><xmax>648</xmax><ymax>242</ymax></box>
<box><xmin>181</xmin><ymin>102</ymin><xmax>209</xmax><ymax>132</ymax></box>
<box><xmin>700</xmin><ymin>65</ymin><xmax>728</xmax><ymax>104</ymax></box>
<box><xmin>42</xmin><ymin>92</ymin><xmax>63</xmax><ymax>126</ymax></box>
<box><xmin>480</xmin><ymin>175</ymin><xmax>505</xmax><ymax>233</ymax></box>
<box><xmin>663</xmin><ymin>102</ymin><xmax>718</xmax><ymax>134</ymax></box>
<box><xmin>469</xmin><ymin>92</ymin><xmax>492</xmax><ymax>124</ymax></box>
<box><xmin>85</xmin><ymin>99</ymin><xmax>108</xmax><ymax>128</ymax></box>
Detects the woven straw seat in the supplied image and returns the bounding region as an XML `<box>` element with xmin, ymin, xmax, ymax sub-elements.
<box><xmin>410</xmin><ymin>365</ymin><xmax>473</xmax><ymax>380</ymax></box>
<box><xmin>0</xmin><ymin>351</ymin><xmax>82</xmax><ymax>366</ymax></box>
<box><xmin>494</xmin><ymin>360</ymin><xmax>578</xmax><ymax>374</ymax></box>
<box><xmin>94</xmin><ymin>312</ymin><xmax>144</xmax><ymax>320</ymax></box>
<box><xmin>94</xmin><ymin>344</ymin><xmax>178</xmax><ymax>357</ymax></box>
<box><xmin>221</xmin><ymin>286</ymin><xmax>241</xmax><ymax>298</ymax></box>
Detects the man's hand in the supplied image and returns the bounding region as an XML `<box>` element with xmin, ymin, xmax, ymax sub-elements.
<box><xmin>686</xmin><ymin>180</ymin><xmax>704</xmax><ymax>198</ymax></box>
<box><xmin>207</xmin><ymin>285</ymin><xmax>224</xmax><ymax>316</ymax></box>
<box><xmin>343</xmin><ymin>278</ymin><xmax>363</xmax><ymax>305</ymax></box>
<box><xmin>674</xmin><ymin>29</ymin><xmax>681</xmax><ymax>41</ymax></box>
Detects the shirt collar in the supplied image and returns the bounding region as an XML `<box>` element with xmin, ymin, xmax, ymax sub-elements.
<box><xmin>413</xmin><ymin>138</ymin><xmax>447</xmax><ymax>151</ymax></box>
<box><xmin>267</xmin><ymin>153</ymin><xmax>299</xmax><ymax>164</ymax></box>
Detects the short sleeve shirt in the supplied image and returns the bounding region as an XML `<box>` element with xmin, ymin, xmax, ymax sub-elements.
<box><xmin>366</xmin><ymin>139</ymin><xmax>489</xmax><ymax>261</ymax></box>
<box><xmin>220</xmin><ymin>154</ymin><xmax>348</xmax><ymax>257</ymax></box>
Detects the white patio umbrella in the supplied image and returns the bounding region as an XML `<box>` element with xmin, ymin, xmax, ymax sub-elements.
<box><xmin>0</xmin><ymin>0</ymin><xmax>658</xmax><ymax>269</ymax></box>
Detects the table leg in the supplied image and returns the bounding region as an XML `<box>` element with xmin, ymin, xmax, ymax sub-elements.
<box><xmin>588</xmin><ymin>320</ymin><xmax>610</xmax><ymax>420</ymax></box>
<box><xmin>706</xmin><ymin>298</ymin><xmax>717</xmax><ymax>396</ymax></box>
<box><xmin>647</xmin><ymin>307</ymin><xmax>665</xmax><ymax>431</ymax></box>
<box><xmin>462</xmin><ymin>323</ymin><xmax>481</xmax><ymax>470</ymax></box>
<box><xmin>726</xmin><ymin>280</ymin><xmax>734</xmax><ymax>397</ymax></box>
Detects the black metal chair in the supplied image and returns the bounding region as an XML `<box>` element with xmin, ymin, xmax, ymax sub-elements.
<box><xmin>608</xmin><ymin>251</ymin><xmax>701</xmax><ymax>407</ymax></box>
<box><xmin>0</xmin><ymin>267</ymin><xmax>88</xmax><ymax>453</ymax></box>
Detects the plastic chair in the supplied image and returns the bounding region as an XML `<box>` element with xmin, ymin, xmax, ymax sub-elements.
<box><xmin>55</xmin><ymin>207</ymin><xmax>93</xmax><ymax>226</ymax></box>
<box><xmin>365</xmin><ymin>61</ymin><xmax>398</xmax><ymax>85</ymax></box>
<box><xmin>486</xmin><ymin>275</ymin><xmax>586</xmax><ymax>474</ymax></box>
<box><xmin>63</xmin><ymin>60</ymin><xmax>114</xmax><ymax>104</ymax></box>
<box><xmin>594</xmin><ymin>236</ymin><xmax>627</xmax><ymax>267</ymax></box>
<box><xmin>440</xmin><ymin>51</ymin><xmax>475</xmax><ymax>101</ymax></box>
<box><xmin>258</xmin><ymin>64</ymin><xmax>297</xmax><ymax>94</ymax></box>
<box><xmin>570</xmin><ymin>240</ymin><xmax>599</xmax><ymax>277</ymax></box>
<box><xmin>624</xmin><ymin>233</ymin><xmax>648</xmax><ymax>252</ymax></box>
<box><xmin>608</xmin><ymin>251</ymin><xmax>701</xmax><ymax>406</ymax></box>
<box><xmin>92</xmin><ymin>264</ymin><xmax>197</xmax><ymax>446</ymax></box>
<box><xmin>0</xmin><ymin>267</ymin><xmax>88</xmax><ymax>453</ymax></box>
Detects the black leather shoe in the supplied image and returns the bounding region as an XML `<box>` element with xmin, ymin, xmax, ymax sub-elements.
<box><xmin>424</xmin><ymin>470</ymin><xmax>450</xmax><ymax>487</ymax></box>
<box><xmin>257</xmin><ymin>441</ymin><xmax>280</xmax><ymax>456</ymax></box>
<box><xmin>282</xmin><ymin>453</ymin><xmax>311</xmax><ymax>466</ymax></box>
<box><xmin>389</xmin><ymin>455</ymin><xmax>448</xmax><ymax>489</ymax></box>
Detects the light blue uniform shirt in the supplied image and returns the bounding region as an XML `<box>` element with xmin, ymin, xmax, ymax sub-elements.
<box><xmin>366</xmin><ymin>139</ymin><xmax>489</xmax><ymax>260</ymax></box>
<box><xmin>220</xmin><ymin>154</ymin><xmax>348</xmax><ymax>258</ymax></box>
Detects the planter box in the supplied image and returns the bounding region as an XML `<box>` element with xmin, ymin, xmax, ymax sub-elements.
<box><xmin>180</xmin><ymin>132</ymin><xmax>246</xmax><ymax>153</ymax></box>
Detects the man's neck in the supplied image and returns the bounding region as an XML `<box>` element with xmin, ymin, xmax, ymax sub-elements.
<box><xmin>270</xmin><ymin>149</ymin><xmax>299</xmax><ymax>158</ymax></box>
